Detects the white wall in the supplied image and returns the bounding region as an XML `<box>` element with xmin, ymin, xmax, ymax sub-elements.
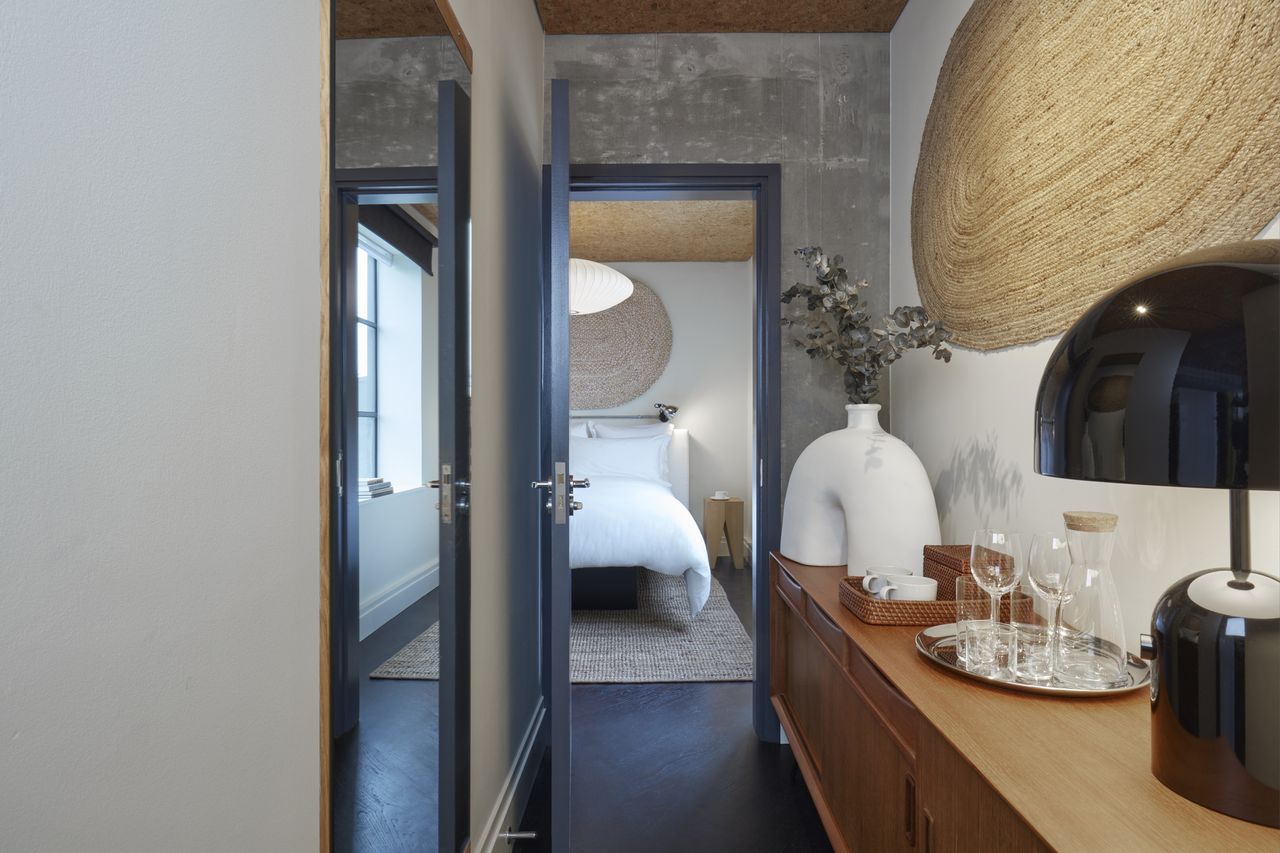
<box><xmin>360</xmin><ymin>255</ymin><xmax>440</xmax><ymax>639</ymax></box>
<box><xmin>449</xmin><ymin>0</ymin><xmax>548</xmax><ymax>848</ymax></box>
<box><xmin>0</xmin><ymin>2</ymin><xmax>321</xmax><ymax>850</ymax></box>
<box><xmin>889</xmin><ymin>0</ymin><xmax>1280</xmax><ymax>651</ymax></box>
<box><xmin>359</xmin><ymin>488</ymin><xmax>439</xmax><ymax>639</ymax></box>
<box><xmin>576</xmin><ymin>261</ymin><xmax>755</xmax><ymax>551</ymax></box>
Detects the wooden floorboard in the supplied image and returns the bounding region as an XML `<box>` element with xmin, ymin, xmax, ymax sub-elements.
<box><xmin>334</xmin><ymin>559</ymin><xmax>830</xmax><ymax>853</ymax></box>
<box><xmin>518</xmin><ymin>558</ymin><xmax>832</xmax><ymax>853</ymax></box>
<box><xmin>333</xmin><ymin>590</ymin><xmax>441</xmax><ymax>853</ymax></box>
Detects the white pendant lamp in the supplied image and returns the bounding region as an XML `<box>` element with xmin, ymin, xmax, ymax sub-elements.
<box><xmin>569</xmin><ymin>258</ymin><xmax>634</xmax><ymax>315</ymax></box>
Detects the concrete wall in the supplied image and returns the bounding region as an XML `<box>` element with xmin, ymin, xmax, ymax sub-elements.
<box><xmin>336</xmin><ymin>35</ymin><xmax>469</xmax><ymax>167</ymax></box>
<box><xmin>574</xmin><ymin>261</ymin><xmax>755</xmax><ymax>546</ymax></box>
<box><xmin>545</xmin><ymin>34</ymin><xmax>892</xmax><ymax>487</ymax></box>
<box><xmin>888</xmin><ymin>0</ymin><xmax>1280</xmax><ymax>649</ymax></box>
<box><xmin>0</xmin><ymin>1</ymin><xmax>321</xmax><ymax>850</ymax></box>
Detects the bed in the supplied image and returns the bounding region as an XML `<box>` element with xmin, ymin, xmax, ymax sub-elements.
<box><xmin>568</xmin><ymin>423</ymin><xmax>711</xmax><ymax>616</ymax></box>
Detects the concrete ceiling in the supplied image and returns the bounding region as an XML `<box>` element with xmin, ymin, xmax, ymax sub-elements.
<box><xmin>571</xmin><ymin>200</ymin><xmax>754</xmax><ymax>262</ymax></box>
<box><xmin>536</xmin><ymin>0</ymin><xmax>908</xmax><ymax>34</ymax></box>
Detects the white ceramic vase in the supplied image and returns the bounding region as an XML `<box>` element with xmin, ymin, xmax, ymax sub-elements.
<box><xmin>780</xmin><ymin>403</ymin><xmax>941</xmax><ymax>575</ymax></box>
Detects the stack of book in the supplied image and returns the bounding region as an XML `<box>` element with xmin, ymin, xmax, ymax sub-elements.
<box><xmin>359</xmin><ymin>478</ymin><xmax>394</xmax><ymax>500</ymax></box>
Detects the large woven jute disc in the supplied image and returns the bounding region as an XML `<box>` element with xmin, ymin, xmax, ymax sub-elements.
<box><xmin>911</xmin><ymin>0</ymin><xmax>1280</xmax><ymax>350</ymax></box>
<box><xmin>570</xmin><ymin>281</ymin><xmax>672</xmax><ymax>409</ymax></box>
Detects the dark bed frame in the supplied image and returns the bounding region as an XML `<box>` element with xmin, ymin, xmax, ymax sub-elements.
<box><xmin>571</xmin><ymin>566</ymin><xmax>640</xmax><ymax>609</ymax></box>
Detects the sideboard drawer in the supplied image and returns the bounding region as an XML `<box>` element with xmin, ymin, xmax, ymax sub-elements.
<box><xmin>806</xmin><ymin>597</ymin><xmax>848</xmax><ymax>667</ymax></box>
<box><xmin>777</xmin><ymin>564</ymin><xmax>806</xmax><ymax>613</ymax></box>
<box><xmin>846</xmin><ymin>642</ymin><xmax>919</xmax><ymax>760</ymax></box>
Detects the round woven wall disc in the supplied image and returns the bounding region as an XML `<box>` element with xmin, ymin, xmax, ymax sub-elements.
<box><xmin>570</xmin><ymin>281</ymin><xmax>673</xmax><ymax>409</ymax></box>
<box><xmin>911</xmin><ymin>0</ymin><xmax>1280</xmax><ymax>350</ymax></box>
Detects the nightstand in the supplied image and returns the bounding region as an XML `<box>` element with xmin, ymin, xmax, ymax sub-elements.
<box><xmin>703</xmin><ymin>496</ymin><xmax>745</xmax><ymax>569</ymax></box>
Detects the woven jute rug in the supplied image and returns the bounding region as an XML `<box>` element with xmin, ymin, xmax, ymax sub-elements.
<box><xmin>911</xmin><ymin>0</ymin><xmax>1280</xmax><ymax>350</ymax></box>
<box><xmin>570</xmin><ymin>280</ymin><xmax>672</xmax><ymax>409</ymax></box>
<box><xmin>371</xmin><ymin>573</ymin><xmax>753</xmax><ymax>683</ymax></box>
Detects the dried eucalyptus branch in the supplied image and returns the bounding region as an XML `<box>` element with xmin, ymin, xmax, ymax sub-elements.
<box><xmin>781</xmin><ymin>246</ymin><xmax>952</xmax><ymax>405</ymax></box>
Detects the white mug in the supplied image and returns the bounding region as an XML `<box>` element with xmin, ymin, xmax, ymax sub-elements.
<box><xmin>712</xmin><ymin>490</ymin><xmax>729</xmax><ymax>500</ymax></box>
<box><xmin>862</xmin><ymin>573</ymin><xmax>937</xmax><ymax>601</ymax></box>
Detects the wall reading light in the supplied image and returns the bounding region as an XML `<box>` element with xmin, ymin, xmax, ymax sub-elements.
<box><xmin>654</xmin><ymin>402</ymin><xmax>680</xmax><ymax>423</ymax></box>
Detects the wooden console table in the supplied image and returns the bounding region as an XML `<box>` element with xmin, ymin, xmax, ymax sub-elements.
<box><xmin>769</xmin><ymin>553</ymin><xmax>1278</xmax><ymax>852</ymax></box>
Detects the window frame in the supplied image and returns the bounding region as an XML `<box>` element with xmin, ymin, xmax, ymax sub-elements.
<box><xmin>356</xmin><ymin>245</ymin><xmax>378</xmax><ymax>480</ymax></box>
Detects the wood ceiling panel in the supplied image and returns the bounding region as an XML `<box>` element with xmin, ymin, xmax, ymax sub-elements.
<box><xmin>336</xmin><ymin>0</ymin><xmax>448</xmax><ymax>39</ymax></box>
<box><xmin>571</xmin><ymin>200</ymin><xmax>755</xmax><ymax>263</ymax></box>
<box><xmin>537</xmin><ymin>0</ymin><xmax>908</xmax><ymax>34</ymax></box>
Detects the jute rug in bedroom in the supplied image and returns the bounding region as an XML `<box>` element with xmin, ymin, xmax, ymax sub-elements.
<box><xmin>371</xmin><ymin>573</ymin><xmax>753</xmax><ymax>683</ymax></box>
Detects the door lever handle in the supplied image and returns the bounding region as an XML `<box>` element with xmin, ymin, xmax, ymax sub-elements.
<box><xmin>531</xmin><ymin>479</ymin><xmax>553</xmax><ymax>490</ymax></box>
<box><xmin>428</xmin><ymin>480</ymin><xmax>441</xmax><ymax>489</ymax></box>
<box><xmin>570</xmin><ymin>476</ymin><xmax>590</xmax><ymax>489</ymax></box>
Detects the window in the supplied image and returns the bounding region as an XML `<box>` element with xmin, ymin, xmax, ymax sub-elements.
<box><xmin>356</xmin><ymin>244</ymin><xmax>377</xmax><ymax>480</ymax></box>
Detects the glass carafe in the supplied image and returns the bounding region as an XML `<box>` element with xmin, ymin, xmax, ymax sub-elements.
<box><xmin>1056</xmin><ymin>511</ymin><xmax>1129</xmax><ymax>689</ymax></box>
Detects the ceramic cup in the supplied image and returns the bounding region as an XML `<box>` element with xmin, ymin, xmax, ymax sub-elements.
<box><xmin>863</xmin><ymin>573</ymin><xmax>938</xmax><ymax>601</ymax></box>
<box><xmin>712</xmin><ymin>490</ymin><xmax>729</xmax><ymax>500</ymax></box>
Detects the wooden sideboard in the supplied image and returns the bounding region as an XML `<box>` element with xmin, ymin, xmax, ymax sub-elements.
<box><xmin>769</xmin><ymin>554</ymin><xmax>1279</xmax><ymax>853</ymax></box>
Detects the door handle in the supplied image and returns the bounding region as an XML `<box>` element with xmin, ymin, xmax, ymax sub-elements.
<box><xmin>531</xmin><ymin>480</ymin><xmax>553</xmax><ymax>513</ymax></box>
<box><xmin>571</xmin><ymin>476</ymin><xmax>590</xmax><ymax>489</ymax></box>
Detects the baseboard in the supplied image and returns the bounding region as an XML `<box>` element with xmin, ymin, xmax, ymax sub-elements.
<box><xmin>475</xmin><ymin>699</ymin><xmax>547</xmax><ymax>853</ymax></box>
<box><xmin>359</xmin><ymin>559</ymin><xmax>439</xmax><ymax>640</ymax></box>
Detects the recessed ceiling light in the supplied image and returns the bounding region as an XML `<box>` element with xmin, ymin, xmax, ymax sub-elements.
<box><xmin>1134</xmin><ymin>304</ymin><xmax>1149</xmax><ymax>315</ymax></box>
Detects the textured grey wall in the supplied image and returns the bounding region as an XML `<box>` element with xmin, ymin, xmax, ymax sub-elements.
<box><xmin>545</xmin><ymin>33</ymin><xmax>892</xmax><ymax>489</ymax></box>
<box><xmin>335</xmin><ymin>37</ymin><xmax>469</xmax><ymax>168</ymax></box>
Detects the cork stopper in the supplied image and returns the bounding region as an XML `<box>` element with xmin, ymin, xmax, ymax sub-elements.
<box><xmin>1064</xmin><ymin>511</ymin><xmax>1118</xmax><ymax>533</ymax></box>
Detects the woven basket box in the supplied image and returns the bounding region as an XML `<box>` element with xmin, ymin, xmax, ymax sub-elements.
<box><xmin>839</xmin><ymin>545</ymin><xmax>1033</xmax><ymax>627</ymax></box>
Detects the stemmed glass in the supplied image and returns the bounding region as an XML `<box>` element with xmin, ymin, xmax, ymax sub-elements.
<box><xmin>969</xmin><ymin>530</ymin><xmax>1024</xmax><ymax>628</ymax></box>
<box><xmin>1027</xmin><ymin>533</ymin><xmax>1079</xmax><ymax>680</ymax></box>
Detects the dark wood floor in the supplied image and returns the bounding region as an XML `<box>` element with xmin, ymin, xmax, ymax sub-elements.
<box><xmin>333</xmin><ymin>591</ymin><xmax>440</xmax><ymax>853</ymax></box>
<box><xmin>334</xmin><ymin>558</ymin><xmax>830</xmax><ymax>853</ymax></box>
<box><xmin>520</xmin><ymin>557</ymin><xmax>832</xmax><ymax>853</ymax></box>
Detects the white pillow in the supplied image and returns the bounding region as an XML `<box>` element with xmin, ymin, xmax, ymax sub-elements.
<box><xmin>591</xmin><ymin>421</ymin><xmax>673</xmax><ymax>478</ymax></box>
<box><xmin>570</xmin><ymin>435</ymin><xmax>671</xmax><ymax>485</ymax></box>
<box><xmin>592</xmin><ymin>421</ymin><xmax>673</xmax><ymax>439</ymax></box>
<box><xmin>570</xmin><ymin>421</ymin><xmax>590</xmax><ymax>438</ymax></box>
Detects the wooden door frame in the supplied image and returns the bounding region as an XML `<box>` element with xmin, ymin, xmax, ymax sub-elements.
<box><xmin>548</xmin><ymin>161</ymin><xmax>785</xmax><ymax>740</ymax></box>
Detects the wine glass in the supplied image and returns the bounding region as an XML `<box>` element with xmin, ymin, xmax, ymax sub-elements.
<box><xmin>1027</xmin><ymin>532</ymin><xmax>1079</xmax><ymax>680</ymax></box>
<box><xmin>969</xmin><ymin>530</ymin><xmax>1024</xmax><ymax>629</ymax></box>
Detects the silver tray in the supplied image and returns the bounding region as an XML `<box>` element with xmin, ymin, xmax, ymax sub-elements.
<box><xmin>915</xmin><ymin>623</ymin><xmax>1151</xmax><ymax>697</ymax></box>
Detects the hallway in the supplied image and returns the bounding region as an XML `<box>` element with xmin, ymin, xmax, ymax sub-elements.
<box><xmin>521</xmin><ymin>559</ymin><xmax>832</xmax><ymax>853</ymax></box>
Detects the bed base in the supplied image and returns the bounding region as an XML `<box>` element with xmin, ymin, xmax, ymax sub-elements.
<box><xmin>572</xmin><ymin>566</ymin><xmax>640</xmax><ymax>610</ymax></box>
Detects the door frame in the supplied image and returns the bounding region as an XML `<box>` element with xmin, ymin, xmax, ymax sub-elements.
<box><xmin>554</xmin><ymin>162</ymin><xmax>784</xmax><ymax>742</ymax></box>
<box><xmin>329</xmin><ymin>167</ymin><xmax>440</xmax><ymax>737</ymax></box>
<box><xmin>327</xmin><ymin>162</ymin><xmax>472</xmax><ymax>852</ymax></box>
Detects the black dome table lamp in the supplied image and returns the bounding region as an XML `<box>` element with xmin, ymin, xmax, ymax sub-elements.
<box><xmin>1034</xmin><ymin>239</ymin><xmax>1279</xmax><ymax>827</ymax></box>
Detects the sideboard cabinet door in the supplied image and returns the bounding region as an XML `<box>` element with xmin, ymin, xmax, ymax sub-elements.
<box><xmin>826</xmin><ymin>671</ymin><xmax>917</xmax><ymax>852</ymax></box>
<box><xmin>917</xmin><ymin>723</ymin><xmax>1048</xmax><ymax>852</ymax></box>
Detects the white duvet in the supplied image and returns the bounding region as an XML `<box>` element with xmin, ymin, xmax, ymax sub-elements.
<box><xmin>570</xmin><ymin>475</ymin><xmax>712</xmax><ymax>616</ymax></box>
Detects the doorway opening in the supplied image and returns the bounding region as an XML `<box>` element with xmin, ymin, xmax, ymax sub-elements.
<box><xmin>328</xmin><ymin>152</ymin><xmax>471</xmax><ymax>853</ymax></box>
<box><xmin>530</xmin><ymin>149</ymin><xmax>789</xmax><ymax>851</ymax></box>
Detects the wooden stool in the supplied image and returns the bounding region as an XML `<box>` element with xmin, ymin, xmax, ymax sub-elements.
<box><xmin>703</xmin><ymin>496</ymin><xmax>745</xmax><ymax>569</ymax></box>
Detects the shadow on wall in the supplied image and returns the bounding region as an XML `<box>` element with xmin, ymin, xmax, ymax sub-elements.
<box><xmin>933</xmin><ymin>431</ymin><xmax>1026</xmax><ymax>527</ymax></box>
